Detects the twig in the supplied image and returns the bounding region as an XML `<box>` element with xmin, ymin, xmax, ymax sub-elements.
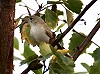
<box><xmin>21</xmin><ymin>68</ymin><xmax>30</xmax><ymax>74</ymax></box>
<box><xmin>19</xmin><ymin>4</ymin><xmax>36</xmax><ymax>12</ymax></box>
<box><xmin>52</xmin><ymin>0</ymin><xmax>97</xmax><ymax>47</ymax></box>
<box><xmin>26</xmin><ymin>6</ymin><xmax>32</xmax><ymax>17</ymax></box>
<box><xmin>14</xmin><ymin>20</ymin><xmax>26</xmax><ymax>29</ymax></box>
<box><xmin>72</xmin><ymin>29</ymin><xmax>100</xmax><ymax>48</ymax></box>
<box><xmin>36</xmin><ymin>4</ymin><xmax>52</xmax><ymax>13</ymax></box>
<box><xmin>73</xmin><ymin>20</ymin><xmax>100</xmax><ymax>61</ymax></box>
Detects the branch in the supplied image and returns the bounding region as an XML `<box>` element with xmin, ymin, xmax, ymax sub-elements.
<box><xmin>52</xmin><ymin>0</ymin><xmax>97</xmax><ymax>47</ymax></box>
<box><xmin>21</xmin><ymin>68</ymin><xmax>30</xmax><ymax>74</ymax></box>
<box><xmin>14</xmin><ymin>20</ymin><xmax>26</xmax><ymax>29</ymax></box>
<box><xmin>73</xmin><ymin>20</ymin><xmax>100</xmax><ymax>61</ymax></box>
<box><xmin>72</xmin><ymin>29</ymin><xmax>100</xmax><ymax>48</ymax></box>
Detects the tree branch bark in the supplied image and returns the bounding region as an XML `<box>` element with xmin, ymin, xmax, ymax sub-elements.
<box><xmin>72</xmin><ymin>29</ymin><xmax>100</xmax><ymax>48</ymax></box>
<box><xmin>73</xmin><ymin>20</ymin><xmax>100</xmax><ymax>61</ymax></box>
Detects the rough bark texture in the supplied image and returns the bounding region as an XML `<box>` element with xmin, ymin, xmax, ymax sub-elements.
<box><xmin>0</xmin><ymin>0</ymin><xmax>15</xmax><ymax>74</ymax></box>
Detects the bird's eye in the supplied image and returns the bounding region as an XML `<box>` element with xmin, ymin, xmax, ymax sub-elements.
<box><xmin>30</xmin><ymin>17</ymin><xmax>33</xmax><ymax>20</ymax></box>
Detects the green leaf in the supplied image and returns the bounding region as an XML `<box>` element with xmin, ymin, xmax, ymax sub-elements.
<box><xmin>57</xmin><ymin>10</ymin><xmax>63</xmax><ymax>15</ymax></box>
<box><xmin>81</xmin><ymin>63</ymin><xmax>90</xmax><ymax>72</ymax></box>
<box><xmin>68</xmin><ymin>32</ymin><xmax>91</xmax><ymax>55</ymax></box>
<box><xmin>75</xmin><ymin>72</ymin><xmax>88</xmax><ymax>74</ymax></box>
<box><xmin>16</xmin><ymin>0</ymin><xmax>21</xmax><ymax>3</ymax></box>
<box><xmin>50</xmin><ymin>63</ymin><xmax>68</xmax><ymax>74</ymax></box>
<box><xmin>14</xmin><ymin>56</ymin><xmax>22</xmax><ymax>61</ymax></box>
<box><xmin>23</xmin><ymin>41</ymin><xmax>37</xmax><ymax>58</ymax></box>
<box><xmin>38</xmin><ymin>53</ymin><xmax>52</xmax><ymax>61</ymax></box>
<box><xmin>56</xmin><ymin>23</ymin><xmax>65</xmax><ymax>32</ymax></box>
<box><xmin>20</xmin><ymin>54</ymin><xmax>38</xmax><ymax>65</ymax></box>
<box><xmin>89</xmin><ymin>60</ymin><xmax>100</xmax><ymax>74</ymax></box>
<box><xmin>49</xmin><ymin>67</ymin><xmax>56</xmax><ymax>74</ymax></box>
<box><xmin>45</xmin><ymin>9</ymin><xmax>58</xmax><ymax>29</ymax></box>
<box><xmin>33</xmin><ymin>68</ymin><xmax>42</xmax><ymax>74</ymax></box>
<box><xmin>92</xmin><ymin>48</ymin><xmax>100</xmax><ymax>61</ymax></box>
<box><xmin>14</xmin><ymin>37</ymin><xmax>19</xmax><ymax>50</ymax></box>
<box><xmin>39</xmin><ymin>42</ymin><xmax>52</xmax><ymax>56</ymax></box>
<box><xmin>66</xmin><ymin>9</ymin><xmax>74</xmax><ymax>26</ymax></box>
<box><xmin>62</xmin><ymin>0</ymin><xmax>83</xmax><ymax>14</ymax></box>
<box><xmin>50</xmin><ymin>46</ymin><xmax>74</xmax><ymax>74</ymax></box>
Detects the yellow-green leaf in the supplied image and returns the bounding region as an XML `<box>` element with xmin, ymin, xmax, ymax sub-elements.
<box><xmin>81</xmin><ymin>63</ymin><xmax>90</xmax><ymax>72</ymax></box>
<box><xmin>45</xmin><ymin>9</ymin><xmax>58</xmax><ymax>29</ymax></box>
<box><xmin>39</xmin><ymin>42</ymin><xmax>52</xmax><ymax>56</ymax></box>
<box><xmin>14</xmin><ymin>37</ymin><xmax>19</xmax><ymax>50</ymax></box>
<box><xmin>56</xmin><ymin>23</ymin><xmax>65</xmax><ymax>32</ymax></box>
<box><xmin>66</xmin><ymin>10</ymin><xmax>74</xmax><ymax>26</ymax></box>
<box><xmin>23</xmin><ymin>41</ymin><xmax>37</xmax><ymax>58</ymax></box>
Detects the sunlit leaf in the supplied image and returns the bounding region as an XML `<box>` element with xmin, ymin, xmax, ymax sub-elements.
<box><xmin>50</xmin><ymin>63</ymin><xmax>68</xmax><ymax>74</ymax></box>
<box><xmin>57</xmin><ymin>10</ymin><xmax>63</xmax><ymax>15</ymax></box>
<box><xmin>20</xmin><ymin>54</ymin><xmax>38</xmax><ymax>65</ymax></box>
<box><xmin>52</xmin><ymin>49</ymin><xmax>69</xmax><ymax>61</ymax></box>
<box><xmin>33</xmin><ymin>68</ymin><xmax>42</xmax><ymax>74</ymax></box>
<box><xmin>68</xmin><ymin>32</ymin><xmax>91</xmax><ymax>55</ymax></box>
<box><xmin>20</xmin><ymin>23</ymin><xmax>29</xmax><ymax>42</ymax></box>
<box><xmin>66</xmin><ymin>9</ymin><xmax>74</xmax><ymax>26</ymax></box>
<box><xmin>92</xmin><ymin>48</ymin><xmax>100</xmax><ymax>61</ymax></box>
<box><xmin>56</xmin><ymin>23</ymin><xmax>65</xmax><ymax>32</ymax></box>
<box><xmin>38</xmin><ymin>53</ymin><xmax>52</xmax><ymax>61</ymax></box>
<box><xmin>23</xmin><ymin>41</ymin><xmax>37</xmax><ymax>58</ymax></box>
<box><xmin>62</xmin><ymin>0</ymin><xmax>83</xmax><ymax>14</ymax></box>
<box><xmin>81</xmin><ymin>63</ymin><xmax>90</xmax><ymax>72</ymax></box>
<box><xmin>14</xmin><ymin>56</ymin><xmax>22</xmax><ymax>61</ymax></box>
<box><xmin>45</xmin><ymin>9</ymin><xmax>58</xmax><ymax>29</ymax></box>
<box><xmin>89</xmin><ymin>60</ymin><xmax>100</xmax><ymax>74</ymax></box>
<box><xmin>50</xmin><ymin>46</ymin><xmax>74</xmax><ymax>74</ymax></box>
<box><xmin>39</xmin><ymin>42</ymin><xmax>52</xmax><ymax>56</ymax></box>
<box><xmin>14</xmin><ymin>37</ymin><xmax>19</xmax><ymax>50</ymax></box>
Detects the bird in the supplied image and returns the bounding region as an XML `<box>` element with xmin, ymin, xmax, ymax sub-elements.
<box><xmin>23</xmin><ymin>15</ymin><xmax>55</xmax><ymax>46</ymax></box>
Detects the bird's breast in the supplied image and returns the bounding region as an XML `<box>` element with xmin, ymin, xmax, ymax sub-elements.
<box><xmin>30</xmin><ymin>24</ymin><xmax>50</xmax><ymax>45</ymax></box>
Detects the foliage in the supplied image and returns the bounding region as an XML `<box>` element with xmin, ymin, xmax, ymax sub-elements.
<box><xmin>16</xmin><ymin>0</ymin><xmax>21</xmax><ymax>3</ymax></box>
<box><xmin>14</xmin><ymin>0</ymin><xmax>100</xmax><ymax>74</ymax></box>
<box><xmin>69</xmin><ymin>32</ymin><xmax>91</xmax><ymax>55</ymax></box>
<box><xmin>62</xmin><ymin>0</ymin><xmax>83</xmax><ymax>14</ymax></box>
<box><xmin>45</xmin><ymin>9</ymin><xmax>58</xmax><ymax>29</ymax></box>
<box><xmin>14</xmin><ymin>37</ymin><xmax>19</xmax><ymax>50</ymax></box>
<box><xmin>50</xmin><ymin>45</ymin><xmax>74</xmax><ymax>74</ymax></box>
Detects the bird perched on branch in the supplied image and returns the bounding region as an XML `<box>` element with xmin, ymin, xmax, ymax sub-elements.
<box><xmin>23</xmin><ymin>15</ymin><xmax>55</xmax><ymax>46</ymax></box>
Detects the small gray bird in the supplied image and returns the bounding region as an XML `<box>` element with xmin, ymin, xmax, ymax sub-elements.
<box><xmin>24</xmin><ymin>15</ymin><xmax>55</xmax><ymax>46</ymax></box>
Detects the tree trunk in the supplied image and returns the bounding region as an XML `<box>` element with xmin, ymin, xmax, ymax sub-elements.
<box><xmin>0</xmin><ymin>0</ymin><xmax>15</xmax><ymax>74</ymax></box>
